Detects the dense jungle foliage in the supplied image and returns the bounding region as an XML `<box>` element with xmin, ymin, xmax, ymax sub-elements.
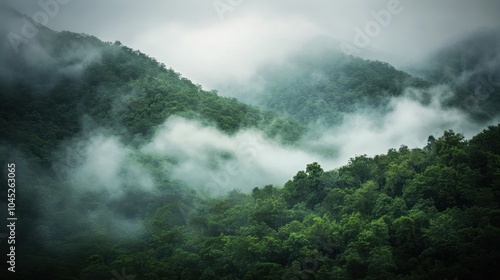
<box><xmin>1</xmin><ymin>126</ymin><xmax>499</xmax><ymax>280</ymax></box>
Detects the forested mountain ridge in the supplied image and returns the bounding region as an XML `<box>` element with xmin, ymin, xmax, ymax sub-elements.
<box><xmin>0</xmin><ymin>14</ymin><xmax>304</xmax><ymax>166</ymax></box>
<box><xmin>252</xmin><ymin>46</ymin><xmax>431</xmax><ymax>125</ymax></box>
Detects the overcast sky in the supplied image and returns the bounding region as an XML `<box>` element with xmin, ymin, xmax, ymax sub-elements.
<box><xmin>4</xmin><ymin>0</ymin><xmax>500</xmax><ymax>90</ymax></box>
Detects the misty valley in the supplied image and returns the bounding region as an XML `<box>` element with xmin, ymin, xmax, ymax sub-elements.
<box><xmin>1</xmin><ymin>3</ymin><xmax>500</xmax><ymax>280</ymax></box>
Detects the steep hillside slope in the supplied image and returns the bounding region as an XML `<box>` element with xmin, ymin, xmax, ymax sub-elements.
<box><xmin>0</xmin><ymin>11</ymin><xmax>304</xmax><ymax>166</ymax></box>
<box><xmin>255</xmin><ymin>48</ymin><xmax>430</xmax><ymax>125</ymax></box>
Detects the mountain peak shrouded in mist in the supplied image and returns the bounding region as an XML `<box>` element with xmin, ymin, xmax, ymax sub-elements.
<box><xmin>255</xmin><ymin>46</ymin><xmax>430</xmax><ymax>126</ymax></box>
<box><xmin>1</xmin><ymin>2</ymin><xmax>500</xmax><ymax>279</ymax></box>
<box><xmin>410</xmin><ymin>26</ymin><xmax>500</xmax><ymax>83</ymax></box>
<box><xmin>405</xmin><ymin>27</ymin><xmax>500</xmax><ymax>122</ymax></box>
<box><xmin>0</xmin><ymin>5</ymin><xmax>105</xmax><ymax>87</ymax></box>
<box><xmin>220</xmin><ymin>34</ymin><xmax>500</xmax><ymax>132</ymax></box>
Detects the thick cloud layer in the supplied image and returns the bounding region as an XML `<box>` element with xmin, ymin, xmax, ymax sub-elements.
<box><xmin>3</xmin><ymin>0</ymin><xmax>499</xmax><ymax>89</ymax></box>
<box><xmin>143</xmin><ymin>117</ymin><xmax>324</xmax><ymax>195</ymax></box>
<box><xmin>69</xmin><ymin>135</ymin><xmax>155</xmax><ymax>196</ymax></box>
<box><xmin>305</xmin><ymin>86</ymin><xmax>499</xmax><ymax>165</ymax></box>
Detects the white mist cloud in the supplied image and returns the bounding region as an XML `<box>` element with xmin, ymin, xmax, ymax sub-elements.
<box><xmin>11</xmin><ymin>85</ymin><xmax>496</xmax><ymax>243</ymax></box>
<box><xmin>306</xmin><ymin>85</ymin><xmax>498</xmax><ymax>166</ymax></box>
<box><xmin>143</xmin><ymin>117</ymin><xmax>326</xmax><ymax>195</ymax></box>
<box><xmin>71</xmin><ymin>136</ymin><xmax>127</xmax><ymax>193</ymax></box>
<box><xmin>135</xmin><ymin>14</ymin><xmax>324</xmax><ymax>88</ymax></box>
<box><xmin>70</xmin><ymin>134</ymin><xmax>155</xmax><ymax>197</ymax></box>
<box><xmin>141</xmin><ymin>83</ymin><xmax>499</xmax><ymax>196</ymax></box>
<box><xmin>42</xmin><ymin>133</ymin><xmax>157</xmax><ymax>237</ymax></box>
